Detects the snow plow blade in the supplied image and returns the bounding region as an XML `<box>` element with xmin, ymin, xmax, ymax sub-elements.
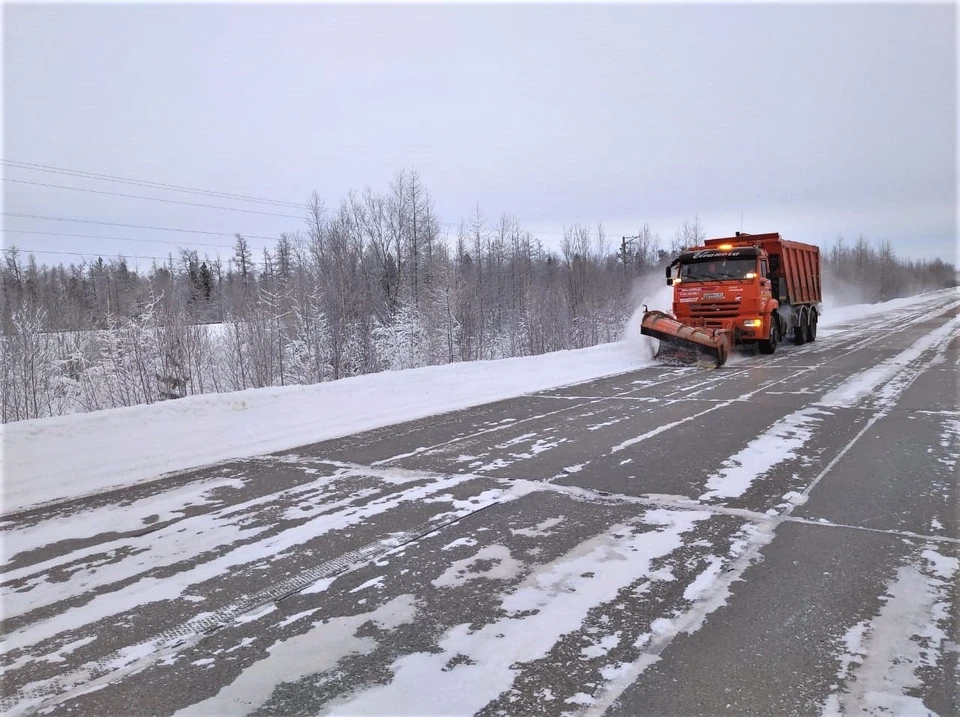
<box><xmin>640</xmin><ymin>310</ymin><xmax>730</xmax><ymax>368</ymax></box>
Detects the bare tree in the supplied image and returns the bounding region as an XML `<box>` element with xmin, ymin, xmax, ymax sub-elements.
<box><xmin>1</xmin><ymin>173</ymin><xmax>954</xmax><ymax>424</ymax></box>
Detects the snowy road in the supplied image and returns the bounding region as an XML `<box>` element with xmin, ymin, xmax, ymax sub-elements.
<box><xmin>2</xmin><ymin>292</ymin><xmax>958</xmax><ymax>715</ymax></box>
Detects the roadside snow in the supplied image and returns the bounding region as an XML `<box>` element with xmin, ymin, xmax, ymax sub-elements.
<box><xmin>1</xmin><ymin>342</ymin><xmax>654</xmax><ymax>513</ymax></box>
<box><xmin>819</xmin><ymin>291</ymin><xmax>957</xmax><ymax>328</ymax></box>
<box><xmin>1</xmin><ymin>289</ymin><xmax>950</xmax><ymax>514</ymax></box>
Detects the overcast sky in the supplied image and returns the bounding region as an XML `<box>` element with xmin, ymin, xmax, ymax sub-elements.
<box><xmin>3</xmin><ymin>2</ymin><xmax>956</xmax><ymax>270</ymax></box>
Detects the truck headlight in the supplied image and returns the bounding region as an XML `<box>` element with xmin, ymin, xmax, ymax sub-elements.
<box><xmin>743</xmin><ymin>319</ymin><xmax>761</xmax><ymax>327</ymax></box>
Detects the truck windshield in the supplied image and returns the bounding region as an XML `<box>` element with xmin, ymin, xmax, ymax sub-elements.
<box><xmin>679</xmin><ymin>257</ymin><xmax>757</xmax><ymax>282</ymax></box>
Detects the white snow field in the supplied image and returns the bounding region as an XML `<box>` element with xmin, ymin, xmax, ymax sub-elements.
<box><xmin>2</xmin><ymin>289</ymin><xmax>954</xmax><ymax>514</ymax></box>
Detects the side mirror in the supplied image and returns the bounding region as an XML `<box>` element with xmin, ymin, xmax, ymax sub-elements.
<box><xmin>667</xmin><ymin>278</ymin><xmax>674</xmax><ymax>286</ymax></box>
<box><xmin>665</xmin><ymin>266</ymin><xmax>672</xmax><ymax>279</ymax></box>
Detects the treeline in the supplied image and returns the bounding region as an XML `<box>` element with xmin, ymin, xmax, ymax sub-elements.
<box><xmin>1</xmin><ymin>171</ymin><xmax>955</xmax><ymax>422</ymax></box>
<box><xmin>823</xmin><ymin>234</ymin><xmax>956</xmax><ymax>305</ymax></box>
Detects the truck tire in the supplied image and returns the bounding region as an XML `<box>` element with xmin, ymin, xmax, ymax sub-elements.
<box><xmin>793</xmin><ymin>308</ymin><xmax>808</xmax><ymax>345</ymax></box>
<box><xmin>759</xmin><ymin>316</ymin><xmax>778</xmax><ymax>354</ymax></box>
<box><xmin>808</xmin><ymin>309</ymin><xmax>818</xmax><ymax>342</ymax></box>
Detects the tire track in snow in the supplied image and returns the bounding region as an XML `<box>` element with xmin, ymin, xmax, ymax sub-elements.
<box><xmin>1</xmin><ymin>477</ymin><xmax>543</xmax><ymax>716</ymax></box>
<box><xmin>369</xmin><ymin>369</ymin><xmax>721</xmax><ymax>466</ymax></box>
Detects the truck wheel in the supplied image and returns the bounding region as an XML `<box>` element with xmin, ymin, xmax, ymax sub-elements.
<box><xmin>808</xmin><ymin>310</ymin><xmax>818</xmax><ymax>342</ymax></box>
<box><xmin>759</xmin><ymin>317</ymin><xmax>778</xmax><ymax>354</ymax></box>
<box><xmin>793</xmin><ymin>308</ymin><xmax>808</xmax><ymax>345</ymax></box>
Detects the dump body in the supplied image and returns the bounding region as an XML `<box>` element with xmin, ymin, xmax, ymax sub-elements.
<box><xmin>704</xmin><ymin>233</ymin><xmax>822</xmax><ymax>306</ymax></box>
<box><xmin>641</xmin><ymin>231</ymin><xmax>822</xmax><ymax>367</ymax></box>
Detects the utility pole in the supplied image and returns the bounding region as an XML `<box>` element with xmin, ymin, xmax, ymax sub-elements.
<box><xmin>620</xmin><ymin>235</ymin><xmax>639</xmax><ymax>280</ymax></box>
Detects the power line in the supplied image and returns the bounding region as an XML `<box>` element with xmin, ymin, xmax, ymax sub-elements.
<box><xmin>0</xmin><ymin>160</ymin><xmax>562</xmax><ymax>240</ymax></box>
<box><xmin>11</xmin><ymin>248</ymin><xmax>168</xmax><ymax>262</ymax></box>
<box><xmin>0</xmin><ymin>211</ymin><xmax>283</xmax><ymax>241</ymax></box>
<box><xmin>1</xmin><ymin>209</ymin><xmax>489</xmax><ymax>243</ymax></box>
<box><xmin>1</xmin><ymin>159</ymin><xmax>308</xmax><ymax>209</ymax></box>
<box><xmin>2</xmin><ymin>210</ymin><xmax>564</xmax><ymax>257</ymax></box>
<box><xmin>1</xmin><ymin>229</ymin><xmax>244</xmax><ymax>253</ymax></box>
<box><xmin>3</xmin><ymin>178</ymin><xmax>306</xmax><ymax>219</ymax></box>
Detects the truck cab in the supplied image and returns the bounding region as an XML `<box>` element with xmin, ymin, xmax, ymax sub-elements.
<box><xmin>641</xmin><ymin>232</ymin><xmax>822</xmax><ymax>366</ymax></box>
<box><xmin>666</xmin><ymin>243</ymin><xmax>775</xmax><ymax>345</ymax></box>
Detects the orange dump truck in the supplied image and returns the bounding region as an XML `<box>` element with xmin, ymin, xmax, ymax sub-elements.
<box><xmin>640</xmin><ymin>232</ymin><xmax>822</xmax><ymax>367</ymax></box>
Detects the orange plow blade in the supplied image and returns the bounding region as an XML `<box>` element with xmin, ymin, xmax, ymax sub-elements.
<box><xmin>640</xmin><ymin>310</ymin><xmax>730</xmax><ymax>368</ymax></box>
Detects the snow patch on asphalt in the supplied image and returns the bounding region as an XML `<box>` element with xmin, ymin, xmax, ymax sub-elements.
<box><xmin>511</xmin><ymin>516</ymin><xmax>564</xmax><ymax>538</ymax></box>
<box><xmin>936</xmin><ymin>418</ymin><xmax>960</xmax><ymax>470</ymax></box>
<box><xmin>432</xmin><ymin>544</ymin><xmax>522</xmax><ymax>588</ymax></box>
<box><xmin>683</xmin><ymin>555</ymin><xmax>725</xmax><ymax>601</ymax></box>
<box><xmin>611</xmin><ymin>404</ymin><xmax>722</xmax><ymax>454</ymax></box>
<box><xmin>2</xmin><ymin>476</ymin><xmax>246</xmax><ymax>569</ymax></box>
<box><xmin>176</xmin><ymin>595</ymin><xmax>418</xmax><ymax>717</ymax></box>
<box><xmin>586</xmin><ymin>520</ymin><xmax>775</xmax><ymax>716</ymax></box>
<box><xmin>349</xmin><ymin>576</ymin><xmax>386</xmax><ymax>593</ymax></box>
<box><xmin>275</xmin><ymin>608</ymin><xmax>322</xmax><ymax>629</ymax></box>
<box><xmin>580</xmin><ymin>632</ymin><xmax>621</xmax><ymax>659</ymax></box>
<box><xmin>781</xmin><ymin>490</ymin><xmax>807</xmax><ymax>505</ymax></box>
<box><xmin>440</xmin><ymin>536</ymin><xmax>478</xmax><ymax>551</ymax></box>
<box><xmin>328</xmin><ymin>509</ymin><xmax>712</xmax><ymax>716</ymax></box>
<box><xmin>2</xmin><ymin>489</ymin><xmax>267</xmax><ymax>622</ymax></box>
<box><xmin>0</xmin><ymin>469</ymin><xmax>494</xmax><ymax>660</ymax></box>
<box><xmin>821</xmin><ymin>546</ymin><xmax>958</xmax><ymax>717</ymax></box>
<box><xmin>817</xmin><ymin>316</ymin><xmax>959</xmax><ymax>409</ymax></box>
<box><xmin>699</xmin><ymin>407</ymin><xmax>827</xmax><ymax>501</ymax></box>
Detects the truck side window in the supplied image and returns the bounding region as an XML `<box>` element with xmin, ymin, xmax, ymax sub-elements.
<box><xmin>760</xmin><ymin>260</ymin><xmax>768</xmax><ymax>278</ymax></box>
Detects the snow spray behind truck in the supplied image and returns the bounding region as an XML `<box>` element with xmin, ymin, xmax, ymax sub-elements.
<box><xmin>640</xmin><ymin>232</ymin><xmax>822</xmax><ymax>368</ymax></box>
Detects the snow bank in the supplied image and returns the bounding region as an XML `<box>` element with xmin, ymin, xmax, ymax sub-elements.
<box><xmin>820</xmin><ymin>291</ymin><xmax>956</xmax><ymax>328</ymax></box>
<box><xmin>2</xmin><ymin>288</ymin><xmax>951</xmax><ymax>514</ymax></box>
<box><xmin>1</xmin><ymin>342</ymin><xmax>654</xmax><ymax>513</ymax></box>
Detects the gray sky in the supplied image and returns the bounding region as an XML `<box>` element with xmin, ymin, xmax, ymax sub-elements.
<box><xmin>3</xmin><ymin>2</ymin><xmax>957</xmax><ymax>269</ymax></box>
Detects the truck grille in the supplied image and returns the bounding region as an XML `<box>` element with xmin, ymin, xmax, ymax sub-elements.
<box><xmin>689</xmin><ymin>301</ymin><xmax>741</xmax><ymax>318</ymax></box>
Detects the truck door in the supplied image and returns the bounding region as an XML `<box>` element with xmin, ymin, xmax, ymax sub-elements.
<box><xmin>768</xmin><ymin>255</ymin><xmax>786</xmax><ymax>300</ymax></box>
<box><xmin>760</xmin><ymin>259</ymin><xmax>772</xmax><ymax>306</ymax></box>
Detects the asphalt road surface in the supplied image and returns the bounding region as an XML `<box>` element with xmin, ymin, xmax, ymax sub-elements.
<box><xmin>3</xmin><ymin>292</ymin><xmax>958</xmax><ymax>716</ymax></box>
